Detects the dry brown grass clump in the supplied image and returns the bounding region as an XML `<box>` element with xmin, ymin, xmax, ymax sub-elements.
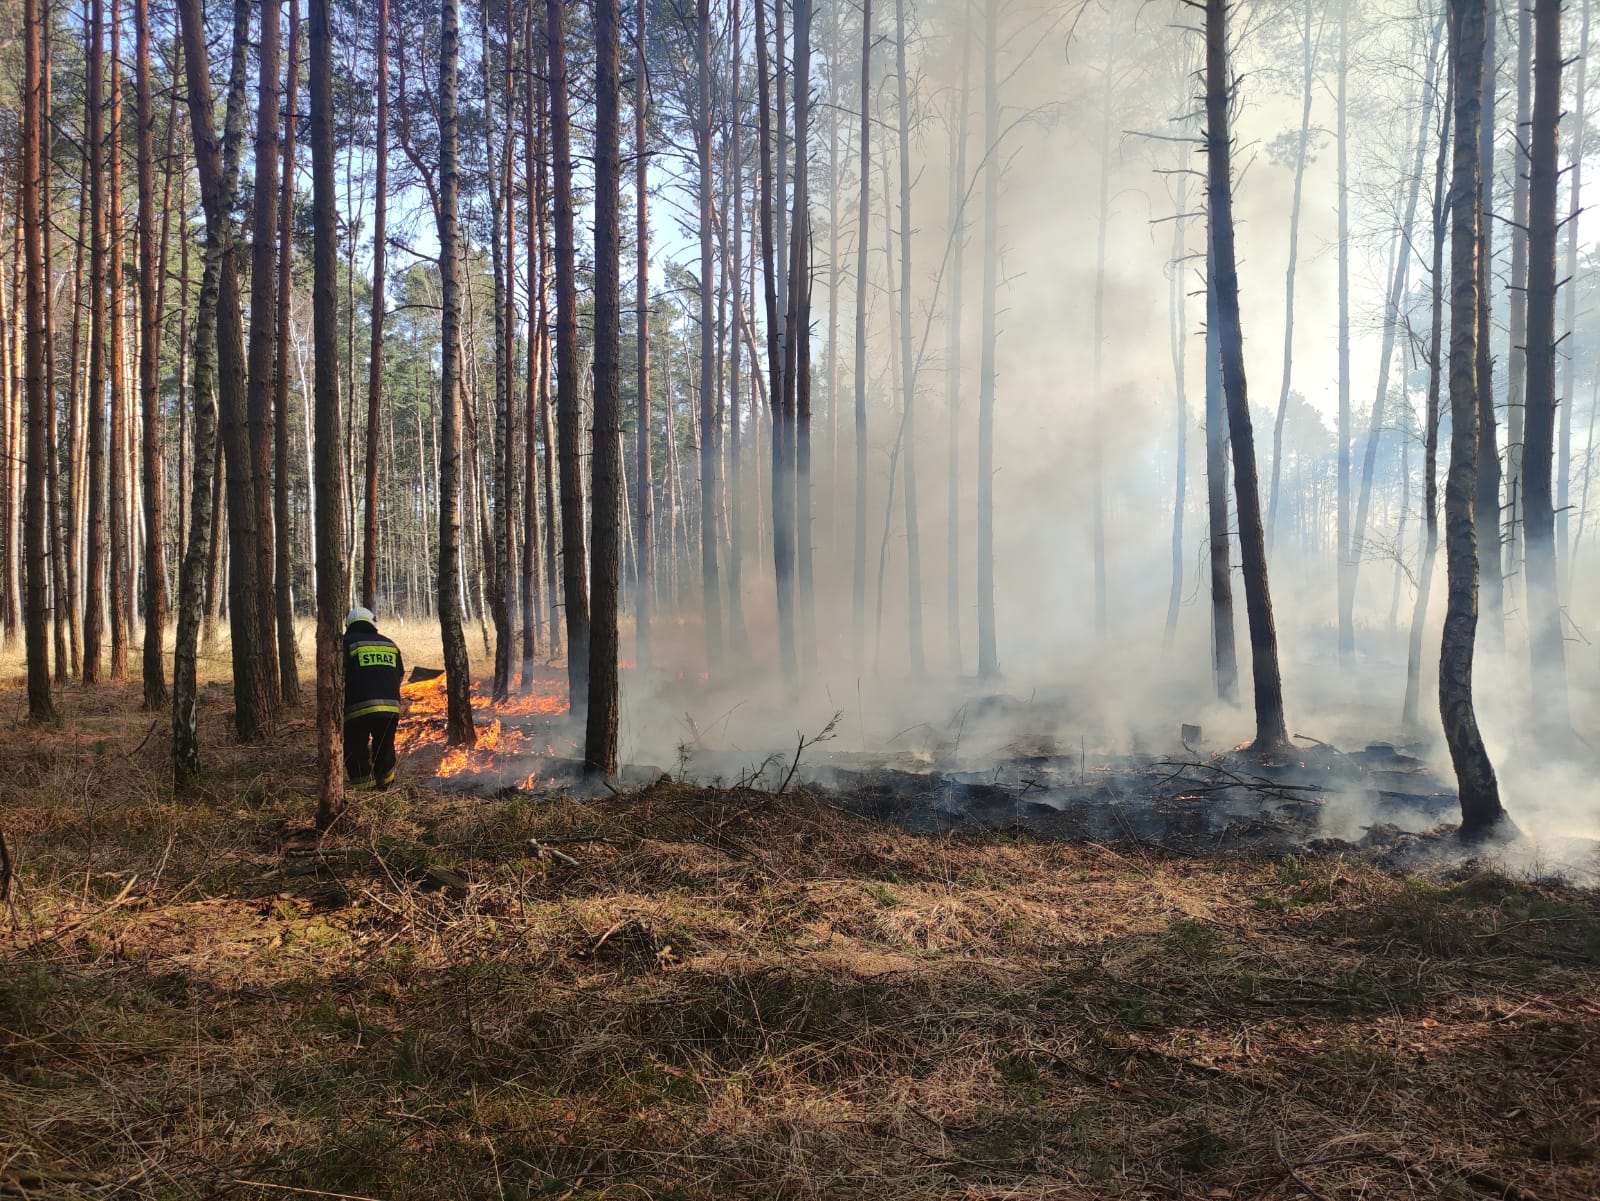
<box><xmin>1</xmin><ymin>678</ymin><xmax>1597</xmax><ymax>1199</ymax></box>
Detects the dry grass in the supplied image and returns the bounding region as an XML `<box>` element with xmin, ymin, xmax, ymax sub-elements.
<box><xmin>1</xmin><ymin>667</ymin><xmax>1598</xmax><ymax>1200</ymax></box>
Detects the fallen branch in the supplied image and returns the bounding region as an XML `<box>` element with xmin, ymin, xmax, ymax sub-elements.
<box><xmin>17</xmin><ymin>874</ymin><xmax>140</xmax><ymax>955</ymax></box>
<box><xmin>1156</xmin><ymin>759</ymin><xmax>1328</xmax><ymax>805</ymax></box>
<box><xmin>528</xmin><ymin>839</ymin><xmax>579</xmax><ymax>867</ymax></box>
<box><xmin>1461</xmin><ymin>1169</ymin><xmax>1542</xmax><ymax>1201</ymax></box>
<box><xmin>124</xmin><ymin>719</ymin><xmax>160</xmax><ymax>759</ymax></box>
<box><xmin>1273</xmin><ymin>1131</ymin><xmax>1338</xmax><ymax>1201</ymax></box>
<box><xmin>231</xmin><ymin>1181</ymin><xmax>385</xmax><ymax>1201</ymax></box>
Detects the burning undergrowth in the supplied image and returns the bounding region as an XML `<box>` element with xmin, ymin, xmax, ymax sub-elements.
<box><xmin>401</xmin><ymin>676</ymin><xmax>1600</xmax><ymax>881</ymax></box>
<box><xmin>398</xmin><ymin>668</ymin><xmax>579</xmax><ymax>784</ymax></box>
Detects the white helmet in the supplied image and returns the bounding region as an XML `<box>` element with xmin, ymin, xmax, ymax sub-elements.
<box><xmin>345</xmin><ymin>605</ymin><xmax>376</xmax><ymax>628</ymax></box>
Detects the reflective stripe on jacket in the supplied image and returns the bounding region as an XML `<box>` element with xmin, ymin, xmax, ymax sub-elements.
<box><xmin>344</xmin><ymin>622</ymin><xmax>404</xmax><ymax>719</ymax></box>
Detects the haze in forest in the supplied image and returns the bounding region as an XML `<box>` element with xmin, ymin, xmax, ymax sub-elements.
<box><xmin>8</xmin><ymin>1</ymin><xmax>1600</xmax><ymax>1192</ymax></box>
<box><xmin>583</xmin><ymin>0</ymin><xmax>1600</xmax><ymax>852</ymax></box>
<box><xmin>2</xmin><ymin>0</ymin><xmax>1597</xmax><ymax>850</ymax></box>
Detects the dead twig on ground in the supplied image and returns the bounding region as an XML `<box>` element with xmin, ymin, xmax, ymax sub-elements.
<box><xmin>123</xmin><ymin>719</ymin><xmax>160</xmax><ymax>759</ymax></box>
<box><xmin>1156</xmin><ymin>758</ymin><xmax>1328</xmax><ymax>805</ymax></box>
<box><xmin>1461</xmin><ymin>1168</ymin><xmax>1543</xmax><ymax>1201</ymax></box>
<box><xmin>777</xmin><ymin>712</ymin><xmax>842</xmax><ymax>795</ymax></box>
<box><xmin>16</xmin><ymin>874</ymin><xmax>139</xmax><ymax>955</ymax></box>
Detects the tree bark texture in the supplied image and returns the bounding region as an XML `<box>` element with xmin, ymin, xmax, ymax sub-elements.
<box><xmin>1522</xmin><ymin>0</ymin><xmax>1569</xmax><ymax>734</ymax></box>
<box><xmin>311</xmin><ymin>0</ymin><xmax>349</xmax><ymax>829</ymax></box>
<box><xmin>436</xmin><ymin>0</ymin><xmax>477</xmax><ymax>749</ymax></box>
<box><xmin>135</xmin><ymin>0</ymin><xmax>165</xmax><ymax>708</ymax></box>
<box><xmin>23</xmin><ymin>0</ymin><xmax>54</xmax><ymax>721</ymax></box>
<box><xmin>549</xmin><ymin>0</ymin><xmax>590</xmax><ymax>709</ymax></box>
<box><xmin>586</xmin><ymin>0</ymin><xmax>623</xmax><ymax>776</ymax></box>
<box><xmin>1206</xmin><ymin>0</ymin><xmax>1288</xmax><ymax>751</ymax></box>
<box><xmin>275</xmin><ymin>0</ymin><xmax>303</xmax><ymax>705</ymax></box>
<box><xmin>1440</xmin><ymin>0</ymin><xmax>1507</xmax><ymax>837</ymax></box>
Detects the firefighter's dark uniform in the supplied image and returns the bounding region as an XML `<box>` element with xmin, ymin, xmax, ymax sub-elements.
<box><xmin>344</xmin><ymin>619</ymin><xmax>404</xmax><ymax>790</ymax></box>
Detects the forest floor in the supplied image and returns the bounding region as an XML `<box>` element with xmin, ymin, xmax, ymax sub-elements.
<box><xmin>1</xmin><ymin>662</ymin><xmax>1598</xmax><ymax>1200</ymax></box>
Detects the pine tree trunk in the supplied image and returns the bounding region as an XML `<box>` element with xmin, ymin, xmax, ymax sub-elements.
<box><xmin>1402</xmin><ymin>67</ymin><xmax>1450</xmax><ymax>728</ymax></box>
<box><xmin>1572</xmin><ymin>367</ymin><xmax>1599</xmax><ymax>568</ymax></box>
<box><xmin>341</xmin><ymin>172</ymin><xmax>361</xmax><ymax>585</ymax></box>
<box><xmin>586</xmin><ymin>0</ymin><xmax>622</xmax><ymax>775</ymax></box>
<box><xmin>976</xmin><ymin>0</ymin><xmax>999</xmax><ymax>679</ymax></box>
<box><xmin>65</xmin><ymin>154</ymin><xmax>86</xmax><ymax>679</ymax></box>
<box><xmin>724</xmin><ymin>9</ymin><xmax>749</xmax><ymax>657</ymax></box>
<box><xmin>275</xmin><ymin>0</ymin><xmax>302</xmax><ymax>705</ymax></box>
<box><xmin>748</xmin><ymin>199</ymin><xmax>765</xmax><ymax>574</ymax></box>
<box><xmin>1090</xmin><ymin>24</ymin><xmax>1116</xmax><ymax>638</ymax></box>
<box><xmin>697</xmin><ymin>0</ymin><xmax>724</xmax><ymax>673</ymax></box>
<box><xmin>22</xmin><ymin>0</ymin><xmax>55</xmax><ymax>721</ymax></box>
<box><xmin>1349</xmin><ymin>15</ymin><xmax>1444</xmax><ymax>616</ymax></box>
<box><xmin>1440</xmin><ymin>0</ymin><xmax>1507</xmax><ymax>838</ymax></box>
<box><xmin>853</xmin><ymin>0</ymin><xmax>871</xmax><ymax>670</ymax></box>
<box><xmin>549</xmin><ymin>0</ymin><xmax>590</xmax><ymax>708</ymax></box>
<box><xmin>1474</xmin><ymin>4</ymin><xmax>1504</xmax><ymax>647</ymax></box>
<box><xmin>180</xmin><ymin>0</ymin><xmax>269</xmax><ymax>739</ymax></box>
<box><xmin>135</xmin><ymin>0</ymin><xmax>166</xmax><ymax>707</ymax></box>
<box><xmin>1389</xmin><ymin>424</ymin><xmax>1410</xmax><ymax>632</ymax></box>
<box><xmin>1335</xmin><ymin>1</ymin><xmax>1353</xmax><ymax>666</ymax></box>
<box><xmin>826</xmin><ymin>0</ymin><xmax>841</xmax><ymax>581</ymax></box>
<box><xmin>523</xmin><ymin>21</ymin><xmax>546</xmax><ymax>679</ymax></box>
<box><xmin>1505</xmin><ymin>0</ymin><xmax>1532</xmax><ymax>590</ymax></box>
<box><xmin>151</xmin><ymin>36</ymin><xmax>181</xmax><ymax>672</ymax></box>
<box><xmin>894</xmin><ymin>0</ymin><xmax>923</xmax><ymax>675</ymax></box>
<box><xmin>776</xmin><ymin>11</ymin><xmax>804</xmax><ymax>679</ymax></box>
<box><xmin>534</xmin><ymin>77</ymin><xmax>560</xmax><ymax>659</ymax></box>
<box><xmin>1</xmin><ymin>211</ymin><xmax>12</xmax><ymax>659</ymax></box>
<box><xmin>663</xmin><ymin>342</ymin><xmax>680</xmax><ymax>606</ymax></box>
<box><xmin>108</xmin><ymin>0</ymin><xmax>129</xmax><ymax>681</ymax></box>
<box><xmin>171</xmin><ymin>0</ymin><xmax>226</xmax><ymax>789</ymax></box>
<box><xmin>310</xmin><ymin>0</ymin><xmax>348</xmax><ymax>828</ymax></box>
<box><xmin>775</xmin><ymin>0</ymin><xmax>789</xmax><ymax>345</ymax></box>
<box><xmin>1206</xmin><ymin>0</ymin><xmax>1287</xmax><ymax>750</ymax></box>
<box><xmin>247</xmin><ymin>0</ymin><xmax>283</xmax><ymax>708</ymax></box>
<box><xmin>1267</xmin><ymin>0</ymin><xmax>1318</xmax><ymax>557</ymax></box>
<box><xmin>794</xmin><ymin>0</ymin><xmax>816</xmax><ymax>670</ymax></box>
<box><xmin>1205</xmin><ymin>242</ymin><xmax>1238</xmax><ymax>703</ymax></box>
<box><xmin>417</xmin><ymin>404</ymin><xmax>431</xmax><ymax>610</ymax></box>
<box><xmin>619</xmin><ymin>424</ymin><xmax>634</xmax><ymax>605</ymax></box>
<box><xmin>501</xmin><ymin>3</ymin><xmax>520</xmax><ymax>690</ymax></box>
<box><xmin>945</xmin><ymin>9</ymin><xmax>970</xmax><ymax>672</ymax></box>
<box><xmin>485</xmin><ymin>1</ymin><xmax>513</xmax><ymax>702</ymax></box>
<box><xmin>1556</xmin><ymin>0</ymin><xmax>1590</xmax><ymax>590</ymax></box>
<box><xmin>1522</xmin><ymin>0</ymin><xmax>1569</xmax><ymax>735</ymax></box>
<box><xmin>436</xmin><ymin>0</ymin><xmax>476</xmax><ymax>749</ymax></box>
<box><xmin>2</xmin><ymin>205</ymin><xmax>15</xmax><ymax>658</ymax></box>
<box><xmin>220</xmin><ymin>0</ymin><xmax>270</xmax><ymax>738</ymax></box>
<box><xmin>43</xmin><ymin>2</ymin><xmax>69</xmax><ymax>684</ymax></box>
<box><xmin>1165</xmin><ymin>142</ymin><xmax>1189</xmax><ymax>649</ymax></box>
<box><xmin>203</xmin><ymin>440</ymin><xmax>224</xmax><ymax>649</ymax></box>
<box><xmin>633</xmin><ymin>3</ymin><xmax>651</xmax><ymax>670</ymax></box>
<box><xmin>756</xmin><ymin>0</ymin><xmax>795</xmax><ymax>682</ymax></box>
<box><xmin>540</xmin><ymin>324</ymin><xmax>560</xmax><ymax>654</ymax></box>
<box><xmin>363</xmin><ymin>0</ymin><xmax>389</xmax><ymax>614</ymax></box>
<box><xmin>175</xmin><ymin>162</ymin><xmax>192</xmax><ymax>628</ymax></box>
<box><xmin>468</xmin><ymin>332</ymin><xmax>495</xmax><ymax>655</ymax></box>
<box><xmin>85</xmin><ymin>0</ymin><xmax>107</xmax><ymax>685</ymax></box>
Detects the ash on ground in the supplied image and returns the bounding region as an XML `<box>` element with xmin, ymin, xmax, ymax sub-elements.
<box><xmin>424</xmin><ymin>705</ymin><xmax>1599</xmax><ymax>885</ymax></box>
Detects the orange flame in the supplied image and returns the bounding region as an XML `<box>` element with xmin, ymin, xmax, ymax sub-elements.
<box><xmin>398</xmin><ymin>670</ymin><xmax>574</xmax><ymax>779</ymax></box>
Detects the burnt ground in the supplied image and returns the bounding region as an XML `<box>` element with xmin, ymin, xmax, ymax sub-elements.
<box><xmin>2</xmin><ymin>677</ymin><xmax>1598</xmax><ymax>1199</ymax></box>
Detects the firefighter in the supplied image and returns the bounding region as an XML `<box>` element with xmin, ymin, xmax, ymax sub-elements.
<box><xmin>344</xmin><ymin>606</ymin><xmax>405</xmax><ymax>790</ymax></box>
